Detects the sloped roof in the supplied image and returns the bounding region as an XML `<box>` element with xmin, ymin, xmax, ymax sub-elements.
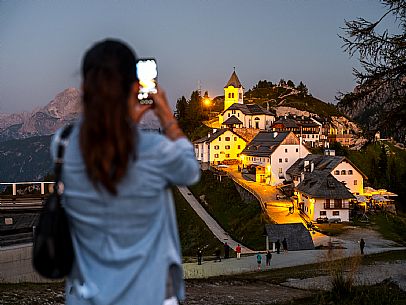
<box><xmin>224</xmin><ymin>71</ymin><xmax>242</xmax><ymax>88</ymax></box>
<box><xmin>272</xmin><ymin>117</ymin><xmax>299</xmax><ymax>129</ymax></box>
<box><xmin>241</xmin><ymin>131</ymin><xmax>291</xmax><ymax>157</ymax></box>
<box><xmin>246</xmin><ymin>104</ymin><xmax>275</xmax><ymax>115</ymax></box>
<box><xmin>296</xmin><ymin>170</ymin><xmax>355</xmax><ymax>199</ymax></box>
<box><xmin>286</xmin><ymin>154</ymin><xmax>367</xmax><ymax>178</ymax></box>
<box><xmin>222</xmin><ymin>115</ymin><xmax>243</xmax><ymax>125</ymax></box>
<box><xmin>265</xmin><ymin>223</ymin><xmax>314</xmax><ymax>250</ymax></box>
<box><xmin>193</xmin><ymin>128</ymin><xmax>247</xmax><ymax>144</ymax></box>
<box><xmin>222</xmin><ymin>103</ymin><xmax>275</xmax><ymax>116</ymax></box>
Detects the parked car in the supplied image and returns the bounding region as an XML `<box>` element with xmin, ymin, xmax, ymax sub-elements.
<box><xmin>276</xmin><ymin>194</ymin><xmax>287</xmax><ymax>200</ymax></box>
<box><xmin>316</xmin><ymin>217</ymin><xmax>328</xmax><ymax>224</ymax></box>
<box><xmin>328</xmin><ymin>217</ymin><xmax>341</xmax><ymax>223</ymax></box>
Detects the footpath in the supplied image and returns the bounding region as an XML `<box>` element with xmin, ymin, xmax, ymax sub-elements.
<box><xmin>183</xmin><ymin>243</ymin><xmax>406</xmax><ymax>279</ymax></box>
<box><xmin>177</xmin><ymin>186</ymin><xmax>254</xmax><ymax>254</ymax></box>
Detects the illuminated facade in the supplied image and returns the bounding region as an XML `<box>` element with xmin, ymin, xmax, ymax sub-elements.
<box><xmin>240</xmin><ymin>131</ymin><xmax>310</xmax><ymax>186</ymax></box>
<box><xmin>193</xmin><ymin>129</ymin><xmax>247</xmax><ymax>164</ymax></box>
<box><xmin>223</xmin><ymin>70</ymin><xmax>244</xmax><ymax>111</ymax></box>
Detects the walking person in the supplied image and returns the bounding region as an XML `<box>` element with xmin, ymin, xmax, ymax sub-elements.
<box><xmin>266</xmin><ymin>251</ymin><xmax>272</xmax><ymax>267</ymax></box>
<box><xmin>360</xmin><ymin>238</ymin><xmax>365</xmax><ymax>255</ymax></box>
<box><xmin>52</xmin><ymin>39</ymin><xmax>200</xmax><ymax>305</ymax></box>
<box><xmin>275</xmin><ymin>239</ymin><xmax>281</xmax><ymax>254</ymax></box>
<box><xmin>224</xmin><ymin>242</ymin><xmax>230</xmax><ymax>259</ymax></box>
<box><xmin>282</xmin><ymin>238</ymin><xmax>288</xmax><ymax>253</ymax></box>
<box><xmin>235</xmin><ymin>244</ymin><xmax>242</xmax><ymax>260</ymax></box>
<box><xmin>197</xmin><ymin>249</ymin><xmax>203</xmax><ymax>265</ymax></box>
<box><xmin>256</xmin><ymin>253</ymin><xmax>262</xmax><ymax>270</ymax></box>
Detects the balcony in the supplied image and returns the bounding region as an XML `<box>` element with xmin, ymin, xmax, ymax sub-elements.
<box><xmin>323</xmin><ymin>202</ymin><xmax>350</xmax><ymax>209</ymax></box>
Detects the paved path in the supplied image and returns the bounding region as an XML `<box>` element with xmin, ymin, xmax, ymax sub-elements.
<box><xmin>177</xmin><ymin>186</ymin><xmax>254</xmax><ymax>254</ymax></box>
<box><xmin>220</xmin><ymin>165</ymin><xmax>305</xmax><ymax>225</ymax></box>
<box><xmin>183</xmin><ymin>243</ymin><xmax>406</xmax><ymax>279</ymax></box>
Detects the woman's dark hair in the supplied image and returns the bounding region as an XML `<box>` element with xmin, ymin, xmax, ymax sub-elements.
<box><xmin>80</xmin><ymin>39</ymin><xmax>138</xmax><ymax>194</ymax></box>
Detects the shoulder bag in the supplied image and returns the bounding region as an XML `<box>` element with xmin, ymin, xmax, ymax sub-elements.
<box><xmin>32</xmin><ymin>124</ymin><xmax>74</xmax><ymax>279</ymax></box>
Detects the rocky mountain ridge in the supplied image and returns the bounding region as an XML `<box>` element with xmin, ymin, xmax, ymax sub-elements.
<box><xmin>337</xmin><ymin>80</ymin><xmax>406</xmax><ymax>144</ymax></box>
<box><xmin>0</xmin><ymin>88</ymin><xmax>161</xmax><ymax>142</ymax></box>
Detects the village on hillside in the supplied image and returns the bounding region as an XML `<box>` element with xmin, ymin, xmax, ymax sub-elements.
<box><xmin>192</xmin><ymin>71</ymin><xmax>398</xmax><ymax>225</ymax></box>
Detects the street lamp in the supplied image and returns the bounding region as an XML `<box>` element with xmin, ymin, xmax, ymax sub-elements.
<box><xmin>203</xmin><ymin>98</ymin><xmax>212</xmax><ymax>118</ymax></box>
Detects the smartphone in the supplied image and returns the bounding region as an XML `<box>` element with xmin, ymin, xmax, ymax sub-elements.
<box><xmin>136</xmin><ymin>58</ymin><xmax>157</xmax><ymax>105</ymax></box>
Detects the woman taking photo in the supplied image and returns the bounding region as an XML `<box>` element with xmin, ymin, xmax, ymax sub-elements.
<box><xmin>51</xmin><ymin>39</ymin><xmax>200</xmax><ymax>305</ymax></box>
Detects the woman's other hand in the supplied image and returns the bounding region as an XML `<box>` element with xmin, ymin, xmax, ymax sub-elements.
<box><xmin>128</xmin><ymin>83</ymin><xmax>153</xmax><ymax>123</ymax></box>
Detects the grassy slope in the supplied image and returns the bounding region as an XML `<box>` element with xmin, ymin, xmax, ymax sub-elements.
<box><xmin>245</xmin><ymin>86</ymin><xmax>341</xmax><ymax>117</ymax></box>
<box><xmin>172</xmin><ymin>187</ymin><xmax>223</xmax><ymax>258</ymax></box>
<box><xmin>189</xmin><ymin>171</ymin><xmax>269</xmax><ymax>250</ymax></box>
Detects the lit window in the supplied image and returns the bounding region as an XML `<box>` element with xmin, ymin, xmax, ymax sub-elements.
<box><xmin>214</xmin><ymin>145</ymin><xmax>219</xmax><ymax>150</ymax></box>
<box><xmin>285</xmin><ymin>158</ymin><xmax>288</xmax><ymax>162</ymax></box>
<box><xmin>214</xmin><ymin>154</ymin><xmax>219</xmax><ymax>158</ymax></box>
<box><xmin>225</xmin><ymin>145</ymin><xmax>230</xmax><ymax>149</ymax></box>
<box><xmin>354</xmin><ymin>180</ymin><xmax>357</xmax><ymax>185</ymax></box>
<box><xmin>279</xmin><ymin>158</ymin><xmax>282</xmax><ymax>163</ymax></box>
<box><xmin>234</xmin><ymin>137</ymin><xmax>237</xmax><ymax>141</ymax></box>
<box><xmin>225</xmin><ymin>137</ymin><xmax>230</xmax><ymax>141</ymax></box>
<box><xmin>226</xmin><ymin>154</ymin><xmax>230</xmax><ymax>158</ymax></box>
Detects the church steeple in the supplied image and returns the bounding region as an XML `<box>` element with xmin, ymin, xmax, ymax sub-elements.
<box><xmin>224</xmin><ymin>69</ymin><xmax>244</xmax><ymax>111</ymax></box>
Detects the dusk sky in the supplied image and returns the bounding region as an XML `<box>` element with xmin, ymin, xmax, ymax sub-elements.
<box><xmin>0</xmin><ymin>0</ymin><xmax>391</xmax><ymax>113</ymax></box>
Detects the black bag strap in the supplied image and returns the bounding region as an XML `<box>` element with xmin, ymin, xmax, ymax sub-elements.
<box><xmin>53</xmin><ymin>124</ymin><xmax>74</xmax><ymax>195</ymax></box>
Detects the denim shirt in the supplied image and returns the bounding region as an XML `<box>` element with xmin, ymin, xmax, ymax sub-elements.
<box><xmin>51</xmin><ymin>123</ymin><xmax>200</xmax><ymax>305</ymax></box>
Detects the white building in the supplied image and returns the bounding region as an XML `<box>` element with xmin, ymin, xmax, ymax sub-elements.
<box><xmin>286</xmin><ymin>153</ymin><xmax>366</xmax><ymax>195</ymax></box>
<box><xmin>286</xmin><ymin>152</ymin><xmax>367</xmax><ymax>222</ymax></box>
<box><xmin>295</xmin><ymin>171</ymin><xmax>355</xmax><ymax>222</ymax></box>
<box><xmin>240</xmin><ymin>131</ymin><xmax>310</xmax><ymax>185</ymax></box>
<box><xmin>220</xmin><ymin>103</ymin><xmax>275</xmax><ymax>130</ymax></box>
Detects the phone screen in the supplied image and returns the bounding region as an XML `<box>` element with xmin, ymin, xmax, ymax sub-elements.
<box><xmin>136</xmin><ymin>59</ymin><xmax>157</xmax><ymax>104</ymax></box>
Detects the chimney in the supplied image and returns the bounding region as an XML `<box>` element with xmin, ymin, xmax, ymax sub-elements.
<box><xmin>273</xmin><ymin>131</ymin><xmax>278</xmax><ymax>138</ymax></box>
<box><xmin>213</xmin><ymin>128</ymin><xmax>217</xmax><ymax>133</ymax></box>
